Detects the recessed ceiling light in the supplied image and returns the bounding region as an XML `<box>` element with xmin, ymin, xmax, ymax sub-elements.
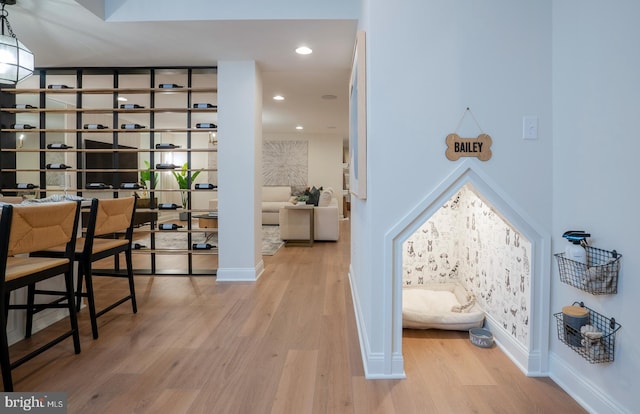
<box><xmin>321</xmin><ymin>94</ymin><xmax>337</xmax><ymax>100</ymax></box>
<box><xmin>295</xmin><ymin>46</ymin><xmax>312</xmax><ymax>55</ymax></box>
<box><xmin>273</xmin><ymin>95</ymin><xmax>285</xmax><ymax>101</ymax></box>
<box><xmin>117</xmin><ymin>96</ymin><xmax>128</xmax><ymax>102</ymax></box>
<box><xmin>296</xmin><ymin>126</ymin><xmax>304</xmax><ymax>130</ymax></box>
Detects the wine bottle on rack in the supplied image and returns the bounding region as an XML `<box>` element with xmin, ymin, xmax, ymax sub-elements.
<box><xmin>47</xmin><ymin>84</ymin><xmax>71</xmax><ymax>89</ymax></box>
<box><xmin>156</xmin><ymin>163</ymin><xmax>178</xmax><ymax>169</ymax></box>
<box><xmin>47</xmin><ymin>143</ymin><xmax>72</xmax><ymax>149</ymax></box>
<box><xmin>193</xmin><ymin>103</ymin><xmax>216</xmax><ymax>109</ymax></box>
<box><xmin>86</xmin><ymin>183</ymin><xmax>112</xmax><ymax>189</ymax></box>
<box><xmin>158</xmin><ymin>203</ymin><xmax>181</xmax><ymax>210</ymax></box>
<box><xmin>121</xmin><ymin>123</ymin><xmax>146</xmax><ymax>129</ymax></box>
<box><xmin>195</xmin><ymin>183</ymin><xmax>217</xmax><ymax>190</ymax></box>
<box><xmin>159</xmin><ymin>223</ymin><xmax>183</xmax><ymax>230</ymax></box>
<box><xmin>192</xmin><ymin>243</ymin><xmax>215</xmax><ymax>250</ymax></box>
<box><xmin>46</xmin><ymin>163</ymin><xmax>71</xmax><ymax>169</ymax></box>
<box><xmin>120</xmin><ymin>182</ymin><xmax>143</xmax><ymax>189</ymax></box>
<box><xmin>133</xmin><ymin>243</ymin><xmax>146</xmax><ymax>250</ymax></box>
<box><xmin>83</xmin><ymin>123</ymin><xmax>108</xmax><ymax>129</ymax></box>
<box><xmin>13</xmin><ymin>104</ymin><xmax>37</xmax><ymax>109</ymax></box>
<box><xmin>196</xmin><ymin>123</ymin><xmax>217</xmax><ymax>129</ymax></box>
<box><xmin>159</xmin><ymin>83</ymin><xmax>183</xmax><ymax>89</ymax></box>
<box><xmin>17</xmin><ymin>183</ymin><xmax>38</xmax><ymax>189</ymax></box>
<box><xmin>11</xmin><ymin>124</ymin><xmax>36</xmax><ymax>129</ymax></box>
<box><xmin>120</xmin><ymin>103</ymin><xmax>144</xmax><ymax>109</ymax></box>
<box><xmin>155</xmin><ymin>143</ymin><xmax>180</xmax><ymax>149</ymax></box>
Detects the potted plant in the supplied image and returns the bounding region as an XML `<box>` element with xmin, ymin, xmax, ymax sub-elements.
<box><xmin>139</xmin><ymin>160</ymin><xmax>158</xmax><ymax>196</ymax></box>
<box><xmin>172</xmin><ymin>162</ymin><xmax>202</xmax><ymax>219</ymax></box>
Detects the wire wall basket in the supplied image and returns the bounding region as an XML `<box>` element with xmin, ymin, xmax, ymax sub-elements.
<box><xmin>554</xmin><ymin>302</ymin><xmax>621</xmax><ymax>364</ymax></box>
<box><xmin>554</xmin><ymin>246</ymin><xmax>621</xmax><ymax>295</ymax></box>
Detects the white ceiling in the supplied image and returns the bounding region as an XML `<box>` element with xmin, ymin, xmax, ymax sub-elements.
<box><xmin>6</xmin><ymin>0</ymin><xmax>358</xmax><ymax>138</ymax></box>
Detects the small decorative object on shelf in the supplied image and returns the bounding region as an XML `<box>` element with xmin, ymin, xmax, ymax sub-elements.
<box><xmin>11</xmin><ymin>123</ymin><xmax>36</xmax><ymax>129</ymax></box>
<box><xmin>554</xmin><ymin>301</ymin><xmax>622</xmax><ymax>363</ymax></box>
<box><xmin>158</xmin><ymin>203</ymin><xmax>181</xmax><ymax>210</ymax></box>
<box><xmin>83</xmin><ymin>123</ymin><xmax>108</xmax><ymax>129</ymax></box>
<box><xmin>86</xmin><ymin>183</ymin><xmax>112</xmax><ymax>189</ymax></box>
<box><xmin>120</xmin><ymin>103</ymin><xmax>144</xmax><ymax>109</ymax></box>
<box><xmin>196</xmin><ymin>122</ymin><xmax>217</xmax><ymax>129</ymax></box>
<box><xmin>47</xmin><ymin>84</ymin><xmax>71</xmax><ymax>89</ymax></box>
<box><xmin>46</xmin><ymin>163</ymin><xmax>71</xmax><ymax>169</ymax></box>
<box><xmin>13</xmin><ymin>104</ymin><xmax>37</xmax><ymax>109</ymax></box>
<box><xmin>195</xmin><ymin>183</ymin><xmax>217</xmax><ymax>190</ymax></box>
<box><xmin>133</xmin><ymin>243</ymin><xmax>146</xmax><ymax>250</ymax></box>
<box><xmin>120</xmin><ymin>182</ymin><xmax>143</xmax><ymax>189</ymax></box>
<box><xmin>192</xmin><ymin>243</ymin><xmax>215</xmax><ymax>250</ymax></box>
<box><xmin>16</xmin><ymin>183</ymin><xmax>38</xmax><ymax>189</ymax></box>
<box><xmin>155</xmin><ymin>143</ymin><xmax>180</xmax><ymax>149</ymax></box>
<box><xmin>121</xmin><ymin>123</ymin><xmax>146</xmax><ymax>129</ymax></box>
<box><xmin>159</xmin><ymin>83</ymin><xmax>183</xmax><ymax>89</ymax></box>
<box><xmin>193</xmin><ymin>103</ymin><xmax>216</xmax><ymax>109</ymax></box>
<box><xmin>156</xmin><ymin>163</ymin><xmax>178</xmax><ymax>169</ymax></box>
<box><xmin>47</xmin><ymin>143</ymin><xmax>72</xmax><ymax>149</ymax></box>
<box><xmin>555</xmin><ymin>231</ymin><xmax>621</xmax><ymax>295</ymax></box>
<box><xmin>159</xmin><ymin>223</ymin><xmax>183</xmax><ymax>230</ymax></box>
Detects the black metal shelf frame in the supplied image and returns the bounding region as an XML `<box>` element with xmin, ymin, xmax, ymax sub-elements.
<box><xmin>1</xmin><ymin>66</ymin><xmax>218</xmax><ymax>276</ymax></box>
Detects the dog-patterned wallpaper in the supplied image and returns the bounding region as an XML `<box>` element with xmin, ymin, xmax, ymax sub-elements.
<box><xmin>402</xmin><ymin>185</ymin><xmax>532</xmax><ymax>347</ymax></box>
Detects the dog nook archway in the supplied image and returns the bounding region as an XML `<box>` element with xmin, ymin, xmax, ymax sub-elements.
<box><xmin>387</xmin><ymin>162</ymin><xmax>551</xmax><ymax>377</ymax></box>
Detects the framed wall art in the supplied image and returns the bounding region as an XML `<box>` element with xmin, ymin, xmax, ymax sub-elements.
<box><xmin>349</xmin><ymin>30</ymin><xmax>367</xmax><ymax>200</ymax></box>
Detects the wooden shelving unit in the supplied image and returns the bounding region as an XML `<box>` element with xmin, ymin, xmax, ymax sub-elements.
<box><xmin>0</xmin><ymin>67</ymin><xmax>218</xmax><ymax>275</ymax></box>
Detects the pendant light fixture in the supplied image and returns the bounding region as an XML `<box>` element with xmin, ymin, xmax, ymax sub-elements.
<box><xmin>0</xmin><ymin>0</ymin><xmax>33</xmax><ymax>85</ymax></box>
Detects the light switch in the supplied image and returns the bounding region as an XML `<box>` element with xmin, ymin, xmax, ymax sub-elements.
<box><xmin>523</xmin><ymin>116</ymin><xmax>538</xmax><ymax>140</ymax></box>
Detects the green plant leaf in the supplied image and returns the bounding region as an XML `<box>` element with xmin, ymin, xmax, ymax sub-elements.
<box><xmin>172</xmin><ymin>162</ymin><xmax>203</xmax><ymax>189</ymax></box>
<box><xmin>171</xmin><ymin>162</ymin><xmax>203</xmax><ymax>208</ymax></box>
<box><xmin>140</xmin><ymin>160</ymin><xmax>158</xmax><ymax>188</ymax></box>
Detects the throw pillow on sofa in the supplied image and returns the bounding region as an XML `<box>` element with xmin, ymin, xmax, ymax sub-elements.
<box><xmin>318</xmin><ymin>189</ymin><xmax>333</xmax><ymax>207</ymax></box>
<box><xmin>306</xmin><ymin>186</ymin><xmax>321</xmax><ymax>206</ymax></box>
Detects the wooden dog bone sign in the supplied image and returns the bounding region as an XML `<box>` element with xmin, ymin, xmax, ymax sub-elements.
<box><xmin>445</xmin><ymin>133</ymin><xmax>492</xmax><ymax>161</ymax></box>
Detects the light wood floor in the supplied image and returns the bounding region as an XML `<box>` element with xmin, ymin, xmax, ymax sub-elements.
<box><xmin>6</xmin><ymin>221</ymin><xmax>586</xmax><ymax>413</ymax></box>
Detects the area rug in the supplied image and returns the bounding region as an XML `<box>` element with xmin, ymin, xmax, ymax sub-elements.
<box><xmin>135</xmin><ymin>225</ymin><xmax>284</xmax><ymax>256</ymax></box>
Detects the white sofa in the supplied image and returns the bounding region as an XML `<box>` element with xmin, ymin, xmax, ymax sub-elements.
<box><xmin>208</xmin><ymin>187</ymin><xmax>295</xmax><ymax>225</ymax></box>
<box><xmin>262</xmin><ymin>186</ymin><xmax>294</xmax><ymax>225</ymax></box>
<box><xmin>279</xmin><ymin>188</ymin><xmax>340</xmax><ymax>241</ymax></box>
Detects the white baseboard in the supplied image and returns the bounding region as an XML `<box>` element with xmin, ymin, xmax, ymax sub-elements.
<box><xmin>549</xmin><ymin>353</ymin><xmax>630</xmax><ymax>414</ymax></box>
<box><xmin>8</xmin><ymin>309</ymin><xmax>70</xmax><ymax>346</ymax></box>
<box><xmin>348</xmin><ymin>266</ymin><xmax>406</xmax><ymax>380</ymax></box>
<box><xmin>483</xmin><ymin>314</ymin><xmax>548</xmax><ymax>376</ymax></box>
<box><xmin>216</xmin><ymin>260</ymin><xmax>264</xmax><ymax>282</ymax></box>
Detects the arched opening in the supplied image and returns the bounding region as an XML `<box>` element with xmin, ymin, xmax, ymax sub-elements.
<box><xmin>387</xmin><ymin>163</ymin><xmax>551</xmax><ymax>376</ymax></box>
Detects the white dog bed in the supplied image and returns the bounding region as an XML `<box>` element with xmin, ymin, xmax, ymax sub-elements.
<box><xmin>402</xmin><ymin>283</ymin><xmax>485</xmax><ymax>330</ymax></box>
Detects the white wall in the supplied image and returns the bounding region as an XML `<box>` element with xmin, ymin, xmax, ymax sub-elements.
<box><xmin>263</xmin><ymin>133</ymin><xmax>344</xmax><ymax>217</ymax></box>
<box><xmin>550</xmin><ymin>2</ymin><xmax>640</xmax><ymax>413</ymax></box>
<box><xmin>351</xmin><ymin>0</ymin><xmax>638</xmax><ymax>412</ymax></box>
<box><xmin>351</xmin><ymin>0</ymin><xmax>553</xmax><ymax>378</ymax></box>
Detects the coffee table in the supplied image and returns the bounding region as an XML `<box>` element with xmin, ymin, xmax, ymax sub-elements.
<box><xmin>193</xmin><ymin>213</ymin><xmax>218</xmax><ymax>243</ymax></box>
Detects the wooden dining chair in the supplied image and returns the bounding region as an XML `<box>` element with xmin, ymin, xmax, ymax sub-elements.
<box><xmin>0</xmin><ymin>201</ymin><xmax>81</xmax><ymax>391</ymax></box>
<box><xmin>32</xmin><ymin>196</ymin><xmax>137</xmax><ymax>340</ymax></box>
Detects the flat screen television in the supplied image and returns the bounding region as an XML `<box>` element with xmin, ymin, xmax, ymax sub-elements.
<box><xmin>84</xmin><ymin>140</ymin><xmax>138</xmax><ymax>188</ymax></box>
